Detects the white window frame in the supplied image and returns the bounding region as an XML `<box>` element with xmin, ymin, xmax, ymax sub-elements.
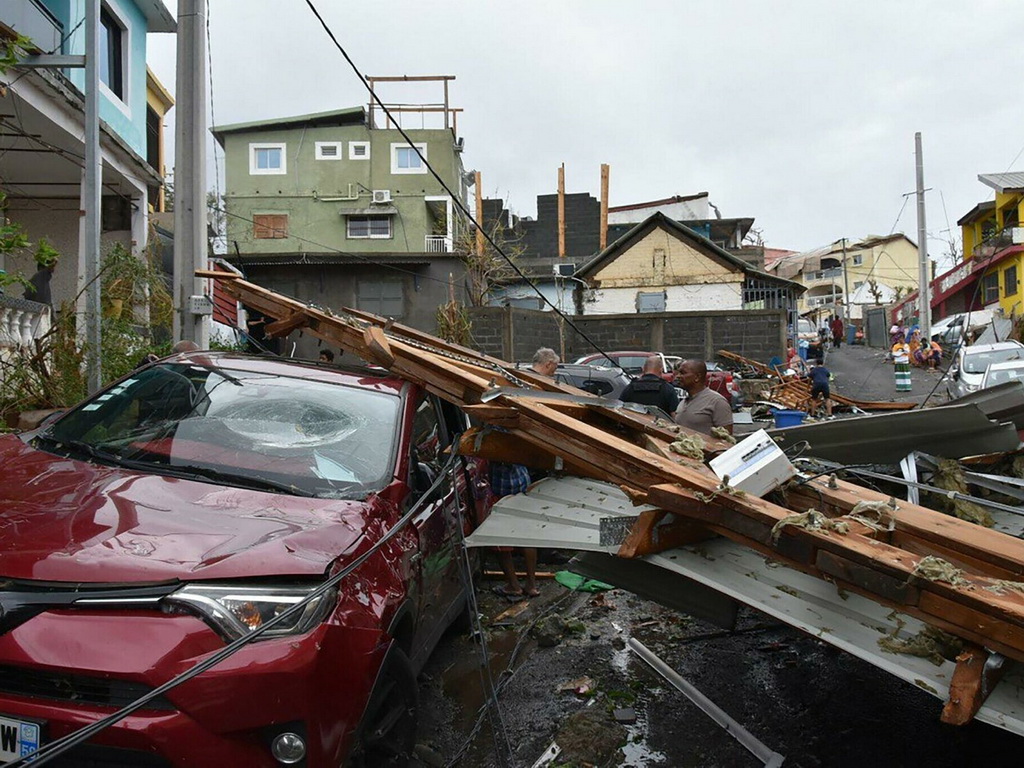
<box><xmin>315</xmin><ymin>141</ymin><xmax>343</xmax><ymax>160</ymax></box>
<box><xmin>349</xmin><ymin>141</ymin><xmax>370</xmax><ymax>160</ymax></box>
<box><xmin>249</xmin><ymin>142</ymin><xmax>287</xmax><ymax>175</ymax></box>
<box><xmin>98</xmin><ymin>0</ymin><xmax>131</xmax><ymax>116</ymax></box>
<box><xmin>852</xmin><ymin>254</ymin><xmax>864</xmax><ymax>266</ymax></box>
<box><xmin>347</xmin><ymin>214</ymin><xmax>393</xmax><ymax>239</ymax></box>
<box><xmin>391</xmin><ymin>142</ymin><xmax>428</xmax><ymax>175</ymax></box>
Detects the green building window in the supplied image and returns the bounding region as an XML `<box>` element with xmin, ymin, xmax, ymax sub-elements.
<box><xmin>348</xmin><ymin>215</ymin><xmax>392</xmax><ymax>239</ymax></box>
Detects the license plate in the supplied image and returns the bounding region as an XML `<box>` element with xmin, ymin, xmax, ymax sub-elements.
<box><xmin>0</xmin><ymin>716</ymin><xmax>41</xmax><ymax>763</ymax></box>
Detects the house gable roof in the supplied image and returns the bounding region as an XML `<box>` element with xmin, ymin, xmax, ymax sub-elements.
<box><xmin>577</xmin><ymin>211</ymin><xmax>803</xmax><ymax>290</ymax></box>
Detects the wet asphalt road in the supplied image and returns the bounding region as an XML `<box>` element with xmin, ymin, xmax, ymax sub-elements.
<box><xmin>414</xmin><ymin>345</ymin><xmax>1022</xmax><ymax>767</ymax></box>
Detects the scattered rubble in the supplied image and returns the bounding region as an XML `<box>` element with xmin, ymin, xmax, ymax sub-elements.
<box><xmin>554</xmin><ymin>708</ymin><xmax>628</xmax><ymax>768</ymax></box>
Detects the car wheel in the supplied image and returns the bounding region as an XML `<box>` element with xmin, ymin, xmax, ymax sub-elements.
<box><xmin>347</xmin><ymin>646</ymin><xmax>418</xmax><ymax>768</ymax></box>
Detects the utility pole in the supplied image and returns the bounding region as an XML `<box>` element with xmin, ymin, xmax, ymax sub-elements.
<box><xmin>82</xmin><ymin>0</ymin><xmax>102</xmax><ymax>392</ymax></box>
<box><xmin>915</xmin><ymin>132</ymin><xmax>931</xmax><ymax>342</ymax></box>
<box><xmin>841</xmin><ymin>237</ymin><xmax>849</xmax><ymax>320</ymax></box>
<box><xmin>173</xmin><ymin>0</ymin><xmax>210</xmax><ymax>347</ymax></box>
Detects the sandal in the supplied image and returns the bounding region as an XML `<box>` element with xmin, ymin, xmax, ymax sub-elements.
<box><xmin>525</xmin><ymin>588</ymin><xmax>541</xmax><ymax>598</ymax></box>
<box><xmin>492</xmin><ymin>585</ymin><xmax>525</xmax><ymax>602</ymax></box>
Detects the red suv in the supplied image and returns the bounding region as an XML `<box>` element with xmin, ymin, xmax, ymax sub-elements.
<box><xmin>0</xmin><ymin>352</ymin><xmax>482</xmax><ymax>766</ymax></box>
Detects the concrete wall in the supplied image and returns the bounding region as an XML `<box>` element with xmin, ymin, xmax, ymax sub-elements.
<box><xmin>243</xmin><ymin>256</ymin><xmax>467</xmax><ymax>358</ymax></box>
<box><xmin>4</xmin><ymin>199</ymin><xmax>131</xmax><ymax>310</ymax></box>
<box><xmin>588</xmin><ymin>283</ymin><xmax>742</xmax><ymax>314</ymax></box>
<box><xmin>468</xmin><ymin>307</ymin><xmax>786</xmax><ymax>365</ymax></box>
<box><xmin>223</xmin><ymin>125</ymin><xmax>465</xmax><ymax>256</ymax></box>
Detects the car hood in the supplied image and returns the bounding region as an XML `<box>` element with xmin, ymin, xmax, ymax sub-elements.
<box><xmin>0</xmin><ymin>436</ymin><xmax>397</xmax><ymax>584</ymax></box>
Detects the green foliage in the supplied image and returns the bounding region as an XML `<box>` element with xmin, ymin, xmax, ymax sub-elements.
<box><xmin>33</xmin><ymin>237</ymin><xmax>59</xmax><ymax>268</ymax></box>
<box><xmin>0</xmin><ymin>34</ymin><xmax>32</xmax><ymax>75</ymax></box>
<box><xmin>0</xmin><ymin>242</ymin><xmax>174</xmax><ymax>421</ymax></box>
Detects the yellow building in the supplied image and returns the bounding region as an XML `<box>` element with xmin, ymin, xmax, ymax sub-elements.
<box><xmin>769</xmin><ymin>234</ymin><xmax>919</xmax><ymax>319</ymax></box>
<box><xmin>958</xmin><ymin>173</ymin><xmax>1024</xmax><ymax>318</ymax></box>
<box><xmin>145</xmin><ymin>67</ymin><xmax>174</xmax><ymax>212</ymax></box>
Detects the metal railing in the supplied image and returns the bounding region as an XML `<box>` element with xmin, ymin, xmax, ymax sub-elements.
<box><xmin>424</xmin><ymin>235</ymin><xmax>452</xmax><ymax>253</ymax></box>
<box><xmin>806</xmin><ymin>267</ymin><xmax>843</xmax><ymax>282</ymax></box>
<box><xmin>972</xmin><ymin>226</ymin><xmax>1024</xmax><ymax>259</ymax></box>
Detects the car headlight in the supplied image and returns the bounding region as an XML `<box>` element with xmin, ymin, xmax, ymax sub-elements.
<box><xmin>163</xmin><ymin>584</ymin><xmax>336</xmax><ymax>641</ymax></box>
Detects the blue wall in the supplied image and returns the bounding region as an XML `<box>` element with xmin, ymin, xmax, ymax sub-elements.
<box><xmin>40</xmin><ymin>0</ymin><xmax>149</xmax><ymax>158</ymax></box>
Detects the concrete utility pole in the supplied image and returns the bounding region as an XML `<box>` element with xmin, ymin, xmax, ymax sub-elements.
<box><xmin>83</xmin><ymin>0</ymin><xmax>102</xmax><ymax>392</ymax></box>
<box><xmin>173</xmin><ymin>0</ymin><xmax>210</xmax><ymax>347</ymax></box>
<box><xmin>841</xmin><ymin>238</ymin><xmax>849</xmax><ymax>320</ymax></box>
<box><xmin>915</xmin><ymin>132</ymin><xmax>931</xmax><ymax>342</ymax></box>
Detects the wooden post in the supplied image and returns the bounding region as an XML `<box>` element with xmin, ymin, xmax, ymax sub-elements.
<box><xmin>600</xmin><ymin>163</ymin><xmax>610</xmax><ymax>250</ymax></box>
<box><xmin>558</xmin><ymin>164</ymin><xmax>566</xmax><ymax>259</ymax></box>
<box><xmin>475</xmin><ymin>171</ymin><xmax>484</xmax><ymax>257</ymax></box>
<box><xmin>443</xmin><ymin>78</ymin><xmax>450</xmax><ymax>130</ymax></box>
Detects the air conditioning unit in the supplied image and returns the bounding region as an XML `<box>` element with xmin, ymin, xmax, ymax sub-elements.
<box><xmin>553</xmin><ymin>262</ymin><xmax>576</xmax><ymax>277</ymax></box>
<box><xmin>372</xmin><ymin>189</ymin><xmax>392</xmax><ymax>204</ymax></box>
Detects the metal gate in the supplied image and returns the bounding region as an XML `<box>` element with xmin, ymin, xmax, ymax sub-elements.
<box><xmin>865</xmin><ymin>307</ymin><xmax>888</xmax><ymax>348</ymax></box>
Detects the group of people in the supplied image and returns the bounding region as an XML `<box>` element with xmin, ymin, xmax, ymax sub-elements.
<box><xmin>618</xmin><ymin>355</ymin><xmax>734</xmax><ymax>436</ymax></box>
<box><xmin>889</xmin><ymin>324</ymin><xmax>942</xmax><ymax>393</ymax></box>
<box><xmin>490</xmin><ymin>348</ymin><xmax>734</xmax><ymax>601</ymax></box>
<box><xmin>785</xmin><ymin>339</ymin><xmax>834</xmax><ymax>418</ymax></box>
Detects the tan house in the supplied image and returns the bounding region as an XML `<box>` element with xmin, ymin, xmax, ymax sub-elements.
<box><xmin>574</xmin><ymin>212</ymin><xmax>802</xmax><ymax>315</ymax></box>
<box><xmin>769</xmin><ymin>234</ymin><xmax>919</xmax><ymax>320</ymax></box>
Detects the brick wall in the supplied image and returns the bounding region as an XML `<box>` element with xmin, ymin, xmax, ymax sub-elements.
<box><xmin>467</xmin><ymin>307</ymin><xmax>786</xmax><ymax>364</ymax></box>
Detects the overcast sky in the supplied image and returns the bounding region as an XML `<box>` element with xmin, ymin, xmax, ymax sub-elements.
<box><xmin>148</xmin><ymin>1</ymin><xmax>1024</xmax><ymax>266</ymax></box>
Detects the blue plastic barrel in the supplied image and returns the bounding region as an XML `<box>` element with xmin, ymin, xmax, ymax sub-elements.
<box><xmin>772</xmin><ymin>409</ymin><xmax>806</xmax><ymax>428</ymax></box>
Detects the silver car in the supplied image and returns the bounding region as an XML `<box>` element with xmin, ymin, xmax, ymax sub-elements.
<box><xmin>948</xmin><ymin>341</ymin><xmax>1024</xmax><ymax>398</ymax></box>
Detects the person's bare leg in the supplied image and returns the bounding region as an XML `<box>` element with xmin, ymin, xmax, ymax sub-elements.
<box><xmin>524</xmin><ymin>548</ymin><xmax>539</xmax><ymax>596</ymax></box>
<box><xmin>498</xmin><ymin>550</ymin><xmax>522</xmax><ymax>594</ymax></box>
<box><xmin>825</xmin><ymin>398</ymin><xmax>833</xmax><ymax>417</ymax></box>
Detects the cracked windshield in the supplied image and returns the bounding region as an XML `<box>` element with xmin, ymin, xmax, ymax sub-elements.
<box><xmin>39</xmin><ymin>363</ymin><xmax>399</xmax><ymax>499</ymax></box>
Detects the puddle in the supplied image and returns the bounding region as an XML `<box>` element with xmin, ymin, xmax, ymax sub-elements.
<box><xmin>621</xmin><ymin>708</ymin><xmax>668</xmax><ymax>767</ymax></box>
<box><xmin>441</xmin><ymin>629</ymin><xmax>521</xmax><ymax>729</ymax></box>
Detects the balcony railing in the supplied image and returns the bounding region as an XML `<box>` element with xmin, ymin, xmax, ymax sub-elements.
<box><xmin>806</xmin><ymin>266</ymin><xmax>843</xmax><ymax>282</ymax></box>
<box><xmin>4</xmin><ymin>0</ymin><xmax>65</xmax><ymax>54</ymax></box>
<box><xmin>424</xmin><ymin>236</ymin><xmax>453</xmax><ymax>253</ymax></box>
<box><xmin>0</xmin><ymin>295</ymin><xmax>51</xmax><ymax>351</ymax></box>
<box><xmin>972</xmin><ymin>227</ymin><xmax>1024</xmax><ymax>259</ymax></box>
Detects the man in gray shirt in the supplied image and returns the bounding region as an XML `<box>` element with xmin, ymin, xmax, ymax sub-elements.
<box><xmin>674</xmin><ymin>359</ymin><xmax>733</xmax><ymax>436</ymax></box>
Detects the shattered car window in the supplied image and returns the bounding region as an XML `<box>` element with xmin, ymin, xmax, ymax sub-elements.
<box><xmin>39</xmin><ymin>363</ymin><xmax>400</xmax><ymax>499</ymax></box>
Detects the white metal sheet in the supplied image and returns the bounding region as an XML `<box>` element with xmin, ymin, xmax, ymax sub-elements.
<box><xmin>469</xmin><ymin>476</ymin><xmax>1024</xmax><ymax>736</ymax></box>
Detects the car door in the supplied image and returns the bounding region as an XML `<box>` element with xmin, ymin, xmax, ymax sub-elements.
<box><xmin>406</xmin><ymin>393</ymin><xmax>461</xmax><ymax>654</ymax></box>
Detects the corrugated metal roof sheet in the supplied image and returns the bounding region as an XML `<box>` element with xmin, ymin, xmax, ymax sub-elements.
<box><xmin>468</xmin><ymin>477</ymin><xmax>1024</xmax><ymax>736</ymax></box>
<box><xmin>979</xmin><ymin>173</ymin><xmax>1024</xmax><ymax>193</ymax></box>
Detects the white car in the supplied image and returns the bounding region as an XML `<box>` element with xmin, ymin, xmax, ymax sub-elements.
<box><xmin>949</xmin><ymin>341</ymin><xmax>1024</xmax><ymax>398</ymax></box>
<box><xmin>980</xmin><ymin>359</ymin><xmax>1024</xmax><ymax>390</ymax></box>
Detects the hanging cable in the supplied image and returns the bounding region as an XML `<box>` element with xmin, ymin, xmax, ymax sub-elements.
<box><xmin>301</xmin><ymin>0</ymin><xmax>620</xmax><ymax>370</ymax></box>
<box><xmin>7</xmin><ymin>446</ymin><xmax>465</xmax><ymax>767</ymax></box>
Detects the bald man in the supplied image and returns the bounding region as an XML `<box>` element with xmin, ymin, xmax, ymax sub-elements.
<box><xmin>673</xmin><ymin>359</ymin><xmax>733</xmax><ymax>436</ymax></box>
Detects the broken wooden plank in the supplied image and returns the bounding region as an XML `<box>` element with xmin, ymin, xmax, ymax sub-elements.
<box><xmin>941</xmin><ymin>645</ymin><xmax>1008</xmax><ymax>726</ymax></box>
<box><xmin>617</xmin><ymin>509</ymin><xmax>714</xmax><ymax>558</ymax></box>
<box><xmin>264</xmin><ymin>310</ymin><xmax>312</xmax><ymax>338</ymax></box>
<box><xmin>202</xmin><ymin>272</ymin><xmax>1024</xmax><ymax>662</ymax></box>
<box><xmin>363</xmin><ymin>325</ymin><xmax>395</xmax><ymax>367</ymax></box>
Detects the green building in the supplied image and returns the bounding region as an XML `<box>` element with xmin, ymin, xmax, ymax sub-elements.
<box><xmin>213</xmin><ymin>107</ymin><xmax>470</xmax><ymax>342</ymax></box>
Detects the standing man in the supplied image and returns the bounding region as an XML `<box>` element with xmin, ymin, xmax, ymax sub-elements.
<box><xmin>491</xmin><ymin>346</ymin><xmax>558</xmax><ymax>600</ymax></box>
<box><xmin>620</xmin><ymin>355</ymin><xmax>679</xmax><ymax>416</ymax></box>
<box><xmin>674</xmin><ymin>359</ymin><xmax>733</xmax><ymax>436</ymax></box>
<box><xmin>831</xmin><ymin>315</ymin><xmax>845</xmax><ymax>350</ymax></box>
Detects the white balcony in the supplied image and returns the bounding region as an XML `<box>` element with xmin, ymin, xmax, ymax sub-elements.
<box><xmin>0</xmin><ymin>295</ymin><xmax>51</xmax><ymax>351</ymax></box>
<box><xmin>424</xmin><ymin>235</ymin><xmax>453</xmax><ymax>253</ymax></box>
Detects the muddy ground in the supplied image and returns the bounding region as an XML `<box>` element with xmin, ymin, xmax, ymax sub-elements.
<box><xmin>415</xmin><ymin>569</ymin><xmax>1023</xmax><ymax>767</ymax></box>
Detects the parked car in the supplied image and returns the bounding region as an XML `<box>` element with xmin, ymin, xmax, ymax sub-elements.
<box><xmin>948</xmin><ymin>341</ymin><xmax>1024</xmax><ymax>398</ymax></box>
<box><xmin>0</xmin><ymin>352</ymin><xmax>484</xmax><ymax>766</ymax></box>
<box><xmin>980</xmin><ymin>359</ymin><xmax>1024</xmax><ymax>390</ymax></box>
<box><xmin>574</xmin><ymin>351</ymin><xmax>740</xmax><ymax>407</ymax></box>
<box><xmin>551</xmin><ymin>363</ymin><xmax>633</xmax><ymax>400</ymax></box>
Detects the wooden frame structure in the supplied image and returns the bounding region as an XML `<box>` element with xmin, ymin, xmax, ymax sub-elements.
<box><xmin>203</xmin><ymin>271</ymin><xmax>1024</xmax><ymax>724</ymax></box>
